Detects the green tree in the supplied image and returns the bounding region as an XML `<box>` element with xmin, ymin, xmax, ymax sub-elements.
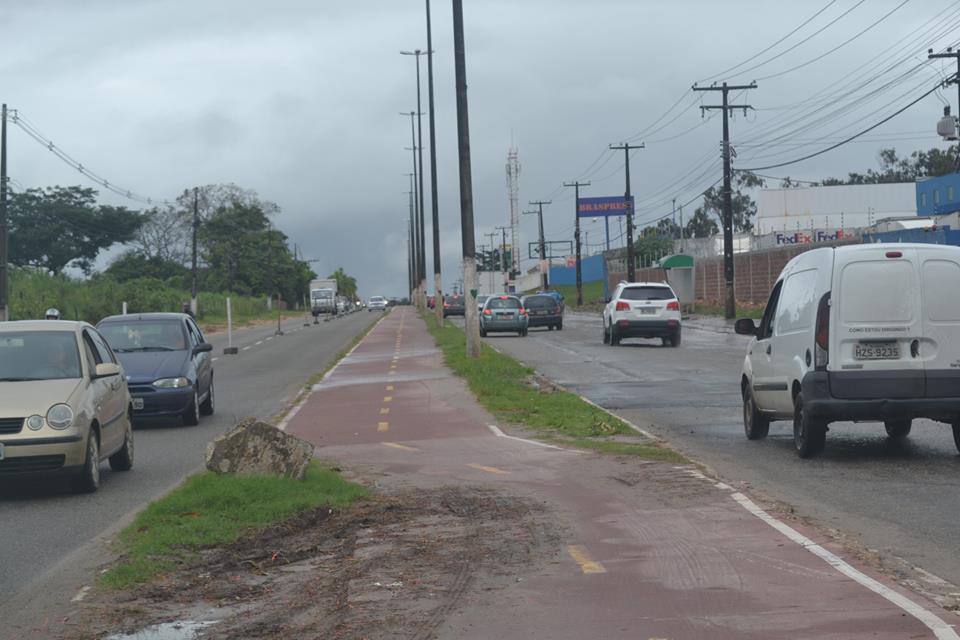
<box><xmin>9</xmin><ymin>186</ymin><xmax>145</xmax><ymax>274</ymax></box>
<box><xmin>696</xmin><ymin>171</ymin><xmax>765</xmax><ymax>234</ymax></box>
<box><xmin>105</xmin><ymin>251</ymin><xmax>189</xmax><ymax>284</ymax></box>
<box><xmin>329</xmin><ymin>267</ymin><xmax>358</xmax><ymax>301</ymax></box>
<box><xmin>684</xmin><ymin>207</ymin><xmax>720</xmax><ymax>238</ymax></box>
<box><xmin>819</xmin><ymin>145</ymin><xmax>958</xmax><ymax>185</ymax></box>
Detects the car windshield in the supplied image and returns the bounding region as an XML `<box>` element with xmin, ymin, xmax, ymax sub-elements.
<box><xmin>99</xmin><ymin>320</ymin><xmax>187</xmax><ymax>352</ymax></box>
<box><xmin>370</xmin><ymin>297</ymin><xmax>385</xmax><ymax>303</ymax></box>
<box><xmin>487</xmin><ymin>297</ymin><xmax>521</xmax><ymax>309</ymax></box>
<box><xmin>621</xmin><ymin>286</ymin><xmax>674</xmax><ymax>301</ymax></box>
<box><xmin>0</xmin><ymin>331</ymin><xmax>82</xmax><ymax>381</ymax></box>
<box><xmin>524</xmin><ymin>295</ymin><xmax>556</xmax><ymax>309</ymax></box>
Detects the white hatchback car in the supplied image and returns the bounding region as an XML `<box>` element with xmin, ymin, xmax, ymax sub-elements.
<box><xmin>602</xmin><ymin>282</ymin><xmax>682</xmax><ymax>347</ymax></box>
<box><xmin>736</xmin><ymin>243</ymin><xmax>960</xmax><ymax>458</ymax></box>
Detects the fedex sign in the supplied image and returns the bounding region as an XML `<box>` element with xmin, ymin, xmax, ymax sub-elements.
<box><xmin>775</xmin><ymin>229</ymin><xmax>846</xmax><ymax>245</ymax></box>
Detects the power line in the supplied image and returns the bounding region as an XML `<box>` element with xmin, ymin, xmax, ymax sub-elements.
<box><xmin>10</xmin><ymin>111</ymin><xmax>174</xmax><ymax>205</ymax></box>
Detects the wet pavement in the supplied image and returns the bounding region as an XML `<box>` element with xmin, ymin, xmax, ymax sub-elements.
<box><xmin>287</xmin><ymin>308</ymin><xmax>960</xmax><ymax>639</ymax></box>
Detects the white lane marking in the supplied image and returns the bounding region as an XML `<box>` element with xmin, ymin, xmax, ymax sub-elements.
<box><xmin>242</xmin><ymin>346</ymin><xmax>251</xmax><ymax>351</ymax></box>
<box><xmin>576</xmin><ymin>393</ymin><xmax>658</xmax><ymax>440</ymax></box>
<box><xmin>255</xmin><ymin>340</ymin><xmax>263</xmax><ymax>346</ymax></box>
<box><xmin>732</xmin><ymin>492</ymin><xmax>960</xmax><ymax>640</ymax></box>
<box><xmin>211</xmin><ymin>357</ymin><xmax>219</xmax><ymax>362</ymax></box>
<box><xmin>714</xmin><ymin>481</ymin><xmax>733</xmax><ymax>491</ymax></box>
<box><xmin>266</xmin><ymin>336</ymin><xmax>273</xmax><ymax>341</ymax></box>
<box><xmin>487</xmin><ymin>425</ymin><xmax>580</xmax><ymax>452</ymax></box>
<box><xmin>71</xmin><ymin>585</ymin><xmax>91</xmax><ymax>602</ymax></box>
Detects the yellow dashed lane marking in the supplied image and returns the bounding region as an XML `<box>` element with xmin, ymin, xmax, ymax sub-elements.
<box><xmin>567</xmin><ymin>545</ymin><xmax>606</xmax><ymax>574</ymax></box>
<box><xmin>467</xmin><ymin>463</ymin><xmax>509</xmax><ymax>475</ymax></box>
<box><xmin>386</xmin><ymin>385</ymin><xmax>394</xmax><ymax>391</ymax></box>
<box><xmin>382</xmin><ymin>442</ymin><xmax>417</xmax><ymax>451</ymax></box>
<box><xmin>380</xmin><ymin>407</ymin><xmax>390</xmax><ymax>415</ymax></box>
<box><xmin>377</xmin><ymin>422</ymin><xmax>389</xmax><ymax>432</ymax></box>
<box><xmin>383</xmin><ymin>396</ymin><xmax>393</xmax><ymax>402</ymax></box>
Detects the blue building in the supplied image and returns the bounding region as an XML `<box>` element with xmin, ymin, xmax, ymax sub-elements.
<box><xmin>916</xmin><ymin>173</ymin><xmax>960</xmax><ymax>216</ymax></box>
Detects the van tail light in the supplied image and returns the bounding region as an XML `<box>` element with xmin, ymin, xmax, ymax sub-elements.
<box><xmin>519</xmin><ymin>309</ymin><xmax>527</xmax><ymax>316</ymax></box>
<box><xmin>555</xmin><ymin>306</ymin><xmax>561</xmax><ymax>314</ymax></box>
<box><xmin>615</xmin><ymin>301</ymin><xmax>630</xmax><ymax>311</ymax></box>
<box><xmin>666</xmin><ymin>301</ymin><xmax>680</xmax><ymax>311</ymax></box>
<box><xmin>444</xmin><ymin>302</ymin><xmax>450</xmax><ymax>308</ymax></box>
<box><xmin>814</xmin><ymin>291</ymin><xmax>831</xmax><ymax>370</ymax></box>
<box><xmin>482</xmin><ymin>309</ymin><xmax>491</xmax><ymax>316</ymax></box>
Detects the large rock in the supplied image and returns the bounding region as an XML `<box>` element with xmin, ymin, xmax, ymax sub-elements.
<box><xmin>205</xmin><ymin>418</ymin><xmax>315</xmax><ymax>480</ymax></box>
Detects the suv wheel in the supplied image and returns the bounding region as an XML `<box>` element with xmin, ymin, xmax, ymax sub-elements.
<box><xmin>951</xmin><ymin>421</ymin><xmax>960</xmax><ymax>453</ymax></box>
<box><xmin>609</xmin><ymin>323</ymin><xmax>621</xmax><ymax>346</ymax></box>
<box><xmin>671</xmin><ymin>328</ymin><xmax>681</xmax><ymax>347</ymax></box>
<box><xmin>743</xmin><ymin>386</ymin><xmax>770</xmax><ymax>440</ymax></box>
<box><xmin>793</xmin><ymin>393</ymin><xmax>826</xmax><ymax>458</ymax></box>
<box><xmin>602</xmin><ymin>322</ymin><xmax>610</xmax><ymax>344</ymax></box>
<box><xmin>884</xmin><ymin>419</ymin><xmax>911</xmax><ymax>439</ymax></box>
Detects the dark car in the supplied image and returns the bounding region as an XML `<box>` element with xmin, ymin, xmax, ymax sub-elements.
<box><xmin>522</xmin><ymin>294</ymin><xmax>564</xmax><ymax>330</ymax></box>
<box><xmin>97</xmin><ymin>313</ymin><xmax>214</xmax><ymax>426</ymax></box>
<box><xmin>538</xmin><ymin>290</ymin><xmax>565</xmax><ymax>313</ymax></box>
<box><xmin>442</xmin><ymin>295</ymin><xmax>466</xmax><ymax>317</ymax></box>
<box><xmin>480</xmin><ymin>295</ymin><xmax>528</xmax><ymax>337</ymax></box>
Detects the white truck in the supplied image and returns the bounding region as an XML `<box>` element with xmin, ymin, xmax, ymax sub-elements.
<box><xmin>310</xmin><ymin>279</ymin><xmax>339</xmax><ymax>317</ymax></box>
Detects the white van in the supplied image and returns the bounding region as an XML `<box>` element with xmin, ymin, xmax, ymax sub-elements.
<box><xmin>735</xmin><ymin>243</ymin><xmax>960</xmax><ymax>458</ymax></box>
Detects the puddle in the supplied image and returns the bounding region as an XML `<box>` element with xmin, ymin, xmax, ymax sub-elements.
<box><xmin>105</xmin><ymin>620</ymin><xmax>218</xmax><ymax>640</ymax></box>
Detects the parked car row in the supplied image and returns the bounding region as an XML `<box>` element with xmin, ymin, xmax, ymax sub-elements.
<box><xmin>0</xmin><ymin>312</ymin><xmax>216</xmax><ymax>492</ymax></box>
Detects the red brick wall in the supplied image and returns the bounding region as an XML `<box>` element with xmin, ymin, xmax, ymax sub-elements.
<box><xmin>607</xmin><ymin>240</ymin><xmax>857</xmax><ymax>305</ymax></box>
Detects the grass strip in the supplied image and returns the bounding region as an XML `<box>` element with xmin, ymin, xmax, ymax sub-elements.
<box><xmin>690</xmin><ymin>302</ymin><xmax>764</xmax><ymax>320</ymax></box>
<box><xmin>101</xmin><ymin>461</ymin><xmax>367</xmax><ymax>589</ymax></box>
<box><xmin>423</xmin><ymin>314</ymin><xmax>687</xmax><ymax>462</ymax></box>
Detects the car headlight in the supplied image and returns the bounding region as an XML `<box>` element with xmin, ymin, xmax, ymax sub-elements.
<box><xmin>26</xmin><ymin>415</ymin><xmax>44</xmax><ymax>431</ymax></box>
<box><xmin>153</xmin><ymin>377</ymin><xmax>190</xmax><ymax>389</ymax></box>
<box><xmin>46</xmin><ymin>404</ymin><xmax>74</xmax><ymax>430</ymax></box>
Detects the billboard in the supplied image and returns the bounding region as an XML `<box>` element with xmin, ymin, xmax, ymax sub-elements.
<box><xmin>577</xmin><ymin>196</ymin><xmax>635</xmax><ymax>218</ymax></box>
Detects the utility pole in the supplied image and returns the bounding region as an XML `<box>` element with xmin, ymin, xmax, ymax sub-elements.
<box><xmin>679</xmin><ymin>204</ymin><xmax>685</xmax><ymax>253</ymax></box>
<box><xmin>692</xmin><ymin>81</ymin><xmax>756</xmax><ymax>319</ymax></box>
<box><xmin>425</xmin><ymin>0</ymin><xmax>443</xmax><ymax>322</ymax></box>
<box><xmin>0</xmin><ymin>104</ymin><xmax>7</xmax><ymax>322</ymax></box>
<box><xmin>401</xmin><ymin>111</ymin><xmax>423</xmax><ymax>308</ymax></box>
<box><xmin>609</xmin><ymin>143</ymin><xmax>643</xmax><ymax>282</ymax></box>
<box><xmin>452</xmin><ymin>0</ymin><xmax>480</xmax><ymax>356</ymax></box>
<box><xmin>563</xmin><ymin>180</ymin><xmax>590</xmax><ymax>305</ymax></box>
<box><xmin>191</xmin><ymin>187</ymin><xmax>199</xmax><ymax>316</ymax></box>
<box><xmin>495</xmin><ymin>224</ymin><xmax>510</xmax><ymax>290</ymax></box>
<box><xmin>405</xmin><ymin>175</ymin><xmax>416</xmax><ymax>298</ymax></box>
<box><xmin>929</xmin><ymin>47</ymin><xmax>960</xmax><ymax>170</ymax></box>
<box><xmin>407</xmin><ymin>192</ymin><xmax>415</xmax><ymax>299</ymax></box>
<box><xmin>483</xmin><ymin>232</ymin><xmax>497</xmax><ymax>293</ymax></box>
<box><xmin>402</xmin><ymin>49</ymin><xmax>429</xmax><ymax>306</ymax></box>
<box><xmin>527</xmin><ymin>200</ymin><xmax>550</xmax><ymax>289</ymax></box>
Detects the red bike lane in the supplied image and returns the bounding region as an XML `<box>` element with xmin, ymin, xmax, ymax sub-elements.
<box><xmin>286</xmin><ymin>307</ymin><xmax>960</xmax><ymax>639</ymax></box>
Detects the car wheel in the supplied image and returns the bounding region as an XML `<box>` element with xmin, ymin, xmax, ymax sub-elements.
<box><xmin>557</xmin><ymin>322</ymin><xmax>563</xmax><ymax>331</ymax></box>
<box><xmin>884</xmin><ymin>419</ymin><xmax>911</xmax><ymax>439</ymax></box>
<box><xmin>548</xmin><ymin>325</ymin><xmax>554</xmax><ymax>331</ymax></box>
<box><xmin>602</xmin><ymin>322</ymin><xmax>610</xmax><ymax>344</ymax></box>
<box><xmin>609</xmin><ymin>324</ymin><xmax>621</xmax><ymax>346</ymax></box>
<box><xmin>200</xmin><ymin>380</ymin><xmax>215</xmax><ymax>416</ymax></box>
<box><xmin>661</xmin><ymin>337</ymin><xmax>671</xmax><ymax>347</ymax></box>
<box><xmin>480</xmin><ymin>328</ymin><xmax>487</xmax><ymax>337</ymax></box>
<box><xmin>109</xmin><ymin>423</ymin><xmax>134</xmax><ymax>472</ymax></box>
<box><xmin>743</xmin><ymin>386</ymin><xmax>770</xmax><ymax>440</ymax></box>
<box><xmin>73</xmin><ymin>430</ymin><xmax>101</xmax><ymax>493</ymax></box>
<box><xmin>182</xmin><ymin>390</ymin><xmax>200</xmax><ymax>426</ymax></box>
<box><xmin>671</xmin><ymin>328</ymin><xmax>681</xmax><ymax>347</ymax></box>
<box><xmin>952</xmin><ymin>421</ymin><xmax>960</xmax><ymax>453</ymax></box>
<box><xmin>793</xmin><ymin>393</ymin><xmax>826</xmax><ymax>458</ymax></box>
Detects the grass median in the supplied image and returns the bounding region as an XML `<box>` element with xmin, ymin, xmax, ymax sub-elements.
<box><xmin>424</xmin><ymin>314</ymin><xmax>686</xmax><ymax>462</ymax></box>
<box><xmin>101</xmin><ymin>462</ymin><xmax>367</xmax><ymax>589</ymax></box>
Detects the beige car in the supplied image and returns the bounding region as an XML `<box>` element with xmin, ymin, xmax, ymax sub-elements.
<box><xmin>0</xmin><ymin>320</ymin><xmax>134</xmax><ymax>492</ymax></box>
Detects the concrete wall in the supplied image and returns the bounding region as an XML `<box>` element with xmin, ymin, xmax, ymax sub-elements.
<box><xmin>758</xmin><ymin>183</ymin><xmax>916</xmax><ymax>233</ymax></box>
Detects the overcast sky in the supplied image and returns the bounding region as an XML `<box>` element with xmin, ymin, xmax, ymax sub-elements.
<box><xmin>3</xmin><ymin>0</ymin><xmax>957</xmax><ymax>298</ymax></box>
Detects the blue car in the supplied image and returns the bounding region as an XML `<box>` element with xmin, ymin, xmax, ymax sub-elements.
<box><xmin>97</xmin><ymin>313</ymin><xmax>214</xmax><ymax>426</ymax></box>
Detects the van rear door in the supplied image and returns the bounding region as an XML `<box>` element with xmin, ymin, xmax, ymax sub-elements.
<box><xmin>919</xmin><ymin>246</ymin><xmax>960</xmax><ymax>397</ymax></box>
<box><xmin>830</xmin><ymin>246</ymin><xmax>924</xmax><ymax>399</ymax></box>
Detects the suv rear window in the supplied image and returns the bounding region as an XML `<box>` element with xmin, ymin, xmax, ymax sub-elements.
<box><xmin>524</xmin><ymin>295</ymin><xmax>556</xmax><ymax>309</ymax></box>
<box><xmin>620</xmin><ymin>286</ymin><xmax>674</xmax><ymax>301</ymax></box>
<box><xmin>488</xmin><ymin>298</ymin><xmax>521</xmax><ymax>309</ymax></box>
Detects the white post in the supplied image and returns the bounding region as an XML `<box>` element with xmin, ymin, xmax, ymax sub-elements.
<box><xmin>122</xmin><ymin>301</ymin><xmax>127</xmax><ymax>315</ymax></box>
<box><xmin>223</xmin><ymin>297</ymin><xmax>238</xmax><ymax>354</ymax></box>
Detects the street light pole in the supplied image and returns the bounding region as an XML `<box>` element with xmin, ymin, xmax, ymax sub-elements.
<box><xmin>425</xmin><ymin>0</ymin><xmax>444</xmax><ymax>322</ymax></box>
<box><xmin>402</xmin><ymin>49</ymin><xmax>430</xmax><ymax>309</ymax></box>
<box><xmin>563</xmin><ymin>181</ymin><xmax>590</xmax><ymax>305</ymax></box>
<box><xmin>401</xmin><ymin>111</ymin><xmax>423</xmax><ymax>308</ymax></box>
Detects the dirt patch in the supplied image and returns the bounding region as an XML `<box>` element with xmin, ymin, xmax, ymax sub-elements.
<box><xmin>57</xmin><ymin>486</ymin><xmax>557</xmax><ymax>640</ymax></box>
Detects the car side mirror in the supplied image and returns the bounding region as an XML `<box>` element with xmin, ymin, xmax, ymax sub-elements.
<box><xmin>734</xmin><ymin>318</ymin><xmax>759</xmax><ymax>336</ymax></box>
<box><xmin>604</xmin><ymin>296</ymin><xmax>612</xmax><ymax>304</ymax></box>
<box><xmin>193</xmin><ymin>342</ymin><xmax>213</xmax><ymax>355</ymax></box>
<box><xmin>94</xmin><ymin>362</ymin><xmax>121</xmax><ymax>378</ymax></box>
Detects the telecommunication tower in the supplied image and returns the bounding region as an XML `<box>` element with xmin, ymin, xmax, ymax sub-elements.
<box><xmin>506</xmin><ymin>146</ymin><xmax>521</xmax><ymax>277</ymax></box>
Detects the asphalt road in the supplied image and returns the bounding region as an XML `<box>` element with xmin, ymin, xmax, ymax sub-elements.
<box><xmin>0</xmin><ymin>310</ymin><xmax>379</xmax><ymax>611</ymax></box>
<box><xmin>473</xmin><ymin>311</ymin><xmax>960</xmax><ymax>591</ymax></box>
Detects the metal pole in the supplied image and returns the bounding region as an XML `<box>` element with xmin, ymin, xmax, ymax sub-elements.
<box><xmin>0</xmin><ymin>104</ymin><xmax>7</xmax><ymax>323</ymax></box>
<box><xmin>191</xmin><ymin>186</ymin><xmax>199</xmax><ymax>316</ymax></box>
<box><xmin>604</xmin><ymin>216</ymin><xmax>610</xmax><ymax>251</ymax></box>
<box><xmin>452</xmin><ymin>0</ymin><xmax>480</xmax><ymax>356</ymax></box>
<box><xmin>426</xmin><ymin>0</ymin><xmax>443</xmax><ymax>322</ymax></box>
<box><xmin>721</xmin><ymin>85</ymin><xmax>735</xmax><ymax>319</ymax></box>
<box><xmin>415</xmin><ymin>51</ymin><xmax>428</xmax><ymax>303</ymax></box>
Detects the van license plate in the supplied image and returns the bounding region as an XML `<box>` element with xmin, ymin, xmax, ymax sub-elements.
<box><xmin>0</xmin><ymin>443</ymin><xmax>4</xmax><ymax>460</ymax></box>
<box><xmin>854</xmin><ymin>342</ymin><xmax>900</xmax><ymax>360</ymax></box>
<box><xmin>132</xmin><ymin>398</ymin><xmax>144</xmax><ymax>411</ymax></box>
